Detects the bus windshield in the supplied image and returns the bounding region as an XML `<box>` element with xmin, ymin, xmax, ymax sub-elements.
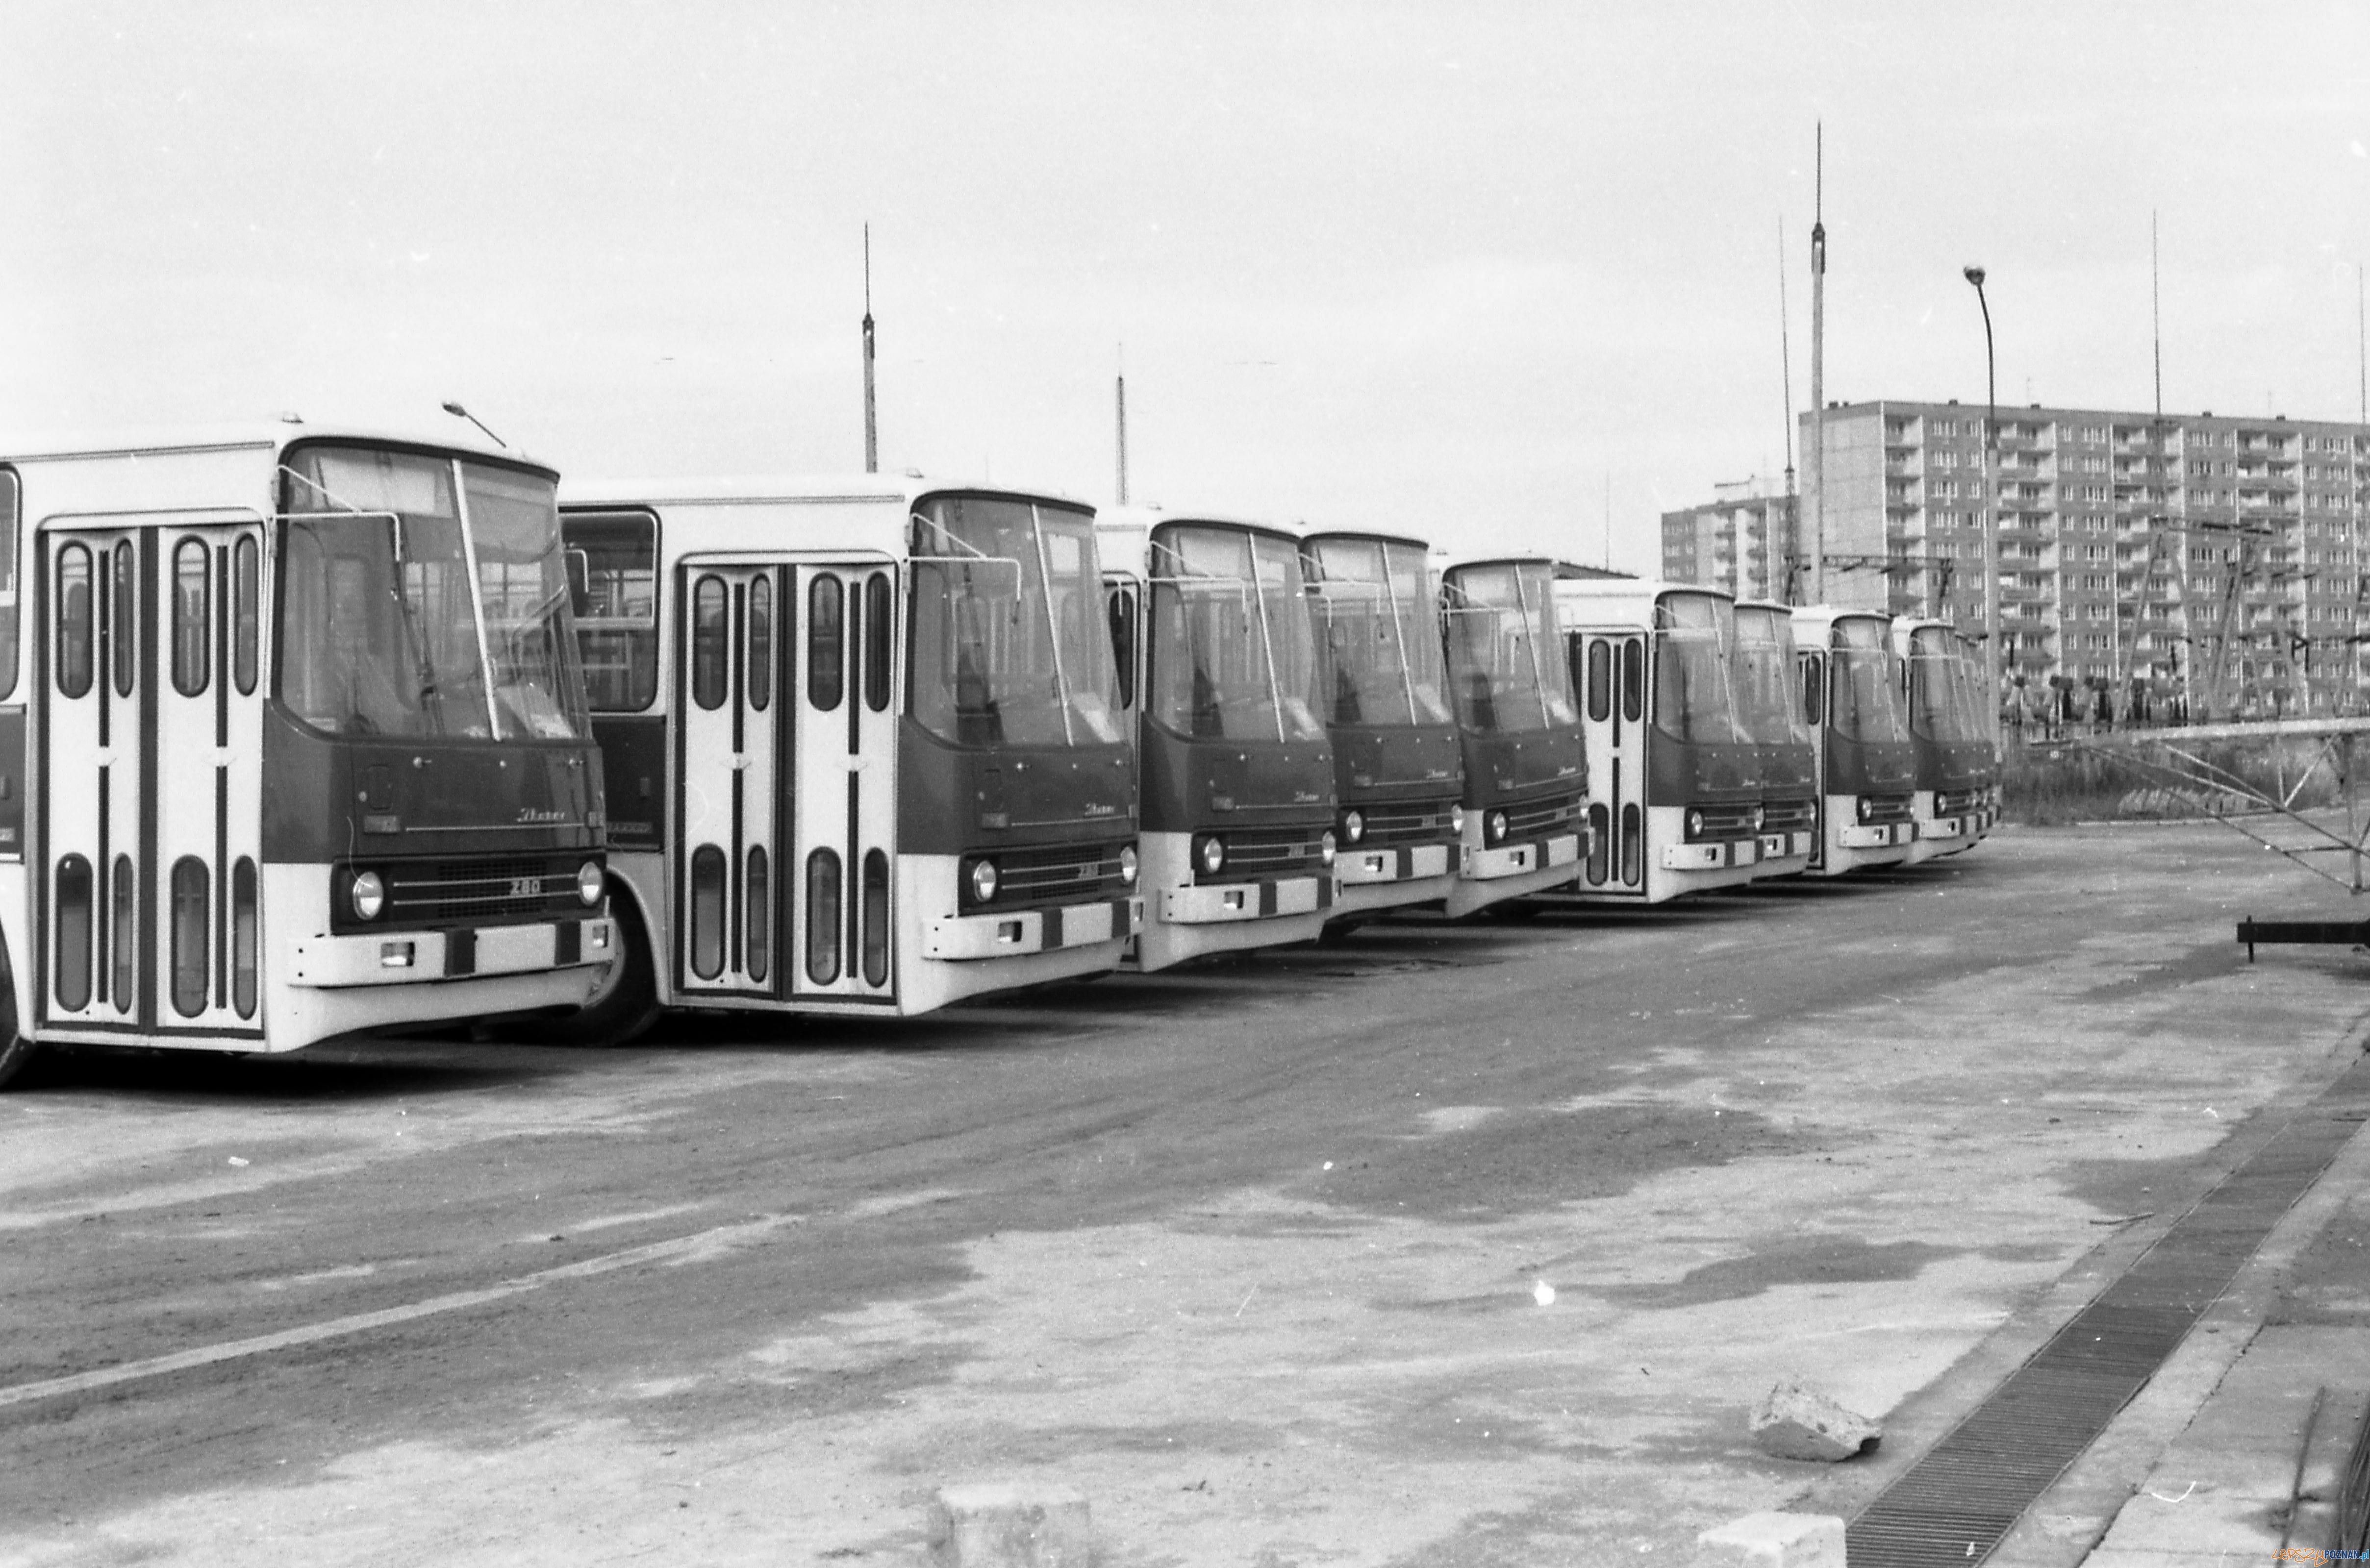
<box><xmin>909</xmin><ymin>495</ymin><xmax>1123</xmax><ymax>749</ymax></box>
<box><xmin>1653</xmin><ymin>592</ymin><xmax>1743</xmax><ymax>745</ymax></box>
<box><xmin>278</xmin><ymin>445</ymin><xmax>590</xmax><ymax>741</ymax></box>
<box><xmin>1831</xmin><ymin>618</ymin><xmax>1911</xmax><ymax>744</ymax></box>
<box><xmin>1148</xmin><ymin>525</ymin><xmax>1326</xmax><ymax>743</ymax></box>
<box><xmin>1442</xmin><ymin>561</ymin><xmax>1576</xmax><ymax>735</ymax></box>
<box><xmin>1733</xmin><ymin>606</ymin><xmax>1813</xmax><ymax>747</ymax></box>
<box><xmin>1909</xmin><ymin>626</ymin><xmax>1987</xmax><ymax>743</ymax></box>
<box><xmin>1306</xmin><ymin>536</ymin><xmax>1454</xmax><ymax>727</ymax></box>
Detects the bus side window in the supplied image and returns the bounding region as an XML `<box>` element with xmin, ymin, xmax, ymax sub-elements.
<box><xmin>1619</xmin><ymin>638</ymin><xmax>1643</xmax><ymax>723</ymax></box>
<box><xmin>1585</xmin><ymin>639</ymin><xmax>1610</xmax><ymax>722</ymax></box>
<box><xmin>1801</xmin><ymin>656</ymin><xmax>1823</xmax><ymax>726</ymax></box>
<box><xmin>56</xmin><ymin>543</ymin><xmax>93</xmax><ymax>699</ymax></box>
<box><xmin>1105</xmin><ymin>584</ymin><xmax>1137</xmax><ymax>710</ymax></box>
<box><xmin>746</xmin><ymin>575</ymin><xmax>772</xmax><ymax>712</ymax></box>
<box><xmin>0</xmin><ymin>469</ymin><xmax>20</xmax><ymax>701</ymax></box>
<box><xmin>558</xmin><ymin>511</ymin><xmax>659</xmax><ymax>711</ymax></box>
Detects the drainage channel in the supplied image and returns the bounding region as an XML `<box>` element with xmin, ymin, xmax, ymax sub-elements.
<box><xmin>1847</xmin><ymin>1051</ymin><xmax>2370</xmax><ymax>1566</ymax></box>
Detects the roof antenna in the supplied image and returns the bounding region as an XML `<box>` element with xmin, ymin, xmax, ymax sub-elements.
<box><xmin>862</xmin><ymin>225</ymin><xmax>879</xmax><ymax>473</ymax></box>
<box><xmin>440</xmin><ymin>401</ymin><xmax>506</xmax><ymax>448</ymax></box>
<box><xmin>1115</xmin><ymin>344</ymin><xmax>1130</xmax><ymax>505</ymax></box>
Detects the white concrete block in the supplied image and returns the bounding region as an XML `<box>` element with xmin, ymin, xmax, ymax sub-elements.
<box><xmin>927</xmin><ymin>1483</ymin><xmax>1092</xmax><ymax>1568</ymax></box>
<box><xmin>1693</xmin><ymin>1511</ymin><xmax>1846</xmax><ymax>1568</ymax></box>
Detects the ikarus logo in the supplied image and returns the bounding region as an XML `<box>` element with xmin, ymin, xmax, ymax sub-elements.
<box><xmin>517</xmin><ymin>807</ymin><xmax>567</xmax><ymax>824</ymax></box>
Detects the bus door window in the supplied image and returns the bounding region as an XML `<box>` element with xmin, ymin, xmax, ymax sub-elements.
<box><xmin>675</xmin><ymin>564</ymin><xmax>782</xmax><ymax>996</ymax></box>
<box><xmin>1104</xmin><ymin>581</ymin><xmax>1139</xmax><ymax>714</ymax></box>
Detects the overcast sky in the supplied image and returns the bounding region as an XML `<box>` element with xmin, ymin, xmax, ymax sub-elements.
<box><xmin>5</xmin><ymin>2</ymin><xmax>2369</xmax><ymax>570</ymax></box>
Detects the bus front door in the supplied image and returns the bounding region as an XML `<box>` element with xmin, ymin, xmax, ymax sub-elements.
<box><xmin>674</xmin><ymin>561</ymin><xmax>784</xmax><ymax>998</ymax></box>
<box><xmin>39</xmin><ymin>522</ymin><xmax>266</xmax><ymax>1038</ymax></box>
<box><xmin>789</xmin><ymin>563</ymin><xmax>898</xmax><ymax>1001</ymax></box>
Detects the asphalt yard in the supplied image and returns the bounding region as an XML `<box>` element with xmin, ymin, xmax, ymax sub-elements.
<box><xmin>3</xmin><ymin>820</ymin><xmax>2368</xmax><ymax>1566</ymax></box>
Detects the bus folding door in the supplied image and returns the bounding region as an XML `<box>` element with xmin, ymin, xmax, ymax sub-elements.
<box><xmin>674</xmin><ymin>562</ymin><xmax>784</xmax><ymax>998</ymax></box>
<box><xmin>1575</xmin><ymin>631</ymin><xmax>1645</xmax><ymax>895</ymax></box>
<box><xmin>39</xmin><ymin>523</ymin><xmax>266</xmax><ymax>1038</ymax></box>
<box><xmin>789</xmin><ymin>563</ymin><xmax>898</xmax><ymax>1002</ymax></box>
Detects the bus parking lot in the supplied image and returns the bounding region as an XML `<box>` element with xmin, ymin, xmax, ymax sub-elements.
<box><xmin>4</xmin><ymin>820</ymin><xmax>2369</xmax><ymax>1564</ymax></box>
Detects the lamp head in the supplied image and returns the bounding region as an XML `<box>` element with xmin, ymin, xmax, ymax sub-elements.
<box><xmin>441</xmin><ymin>401</ymin><xmax>468</xmax><ymax>417</ymax></box>
<box><xmin>1962</xmin><ymin>266</ymin><xmax>1987</xmax><ymax>288</ymax></box>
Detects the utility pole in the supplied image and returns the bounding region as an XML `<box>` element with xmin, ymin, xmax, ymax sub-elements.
<box><xmin>1779</xmin><ymin>213</ymin><xmax>1798</xmax><ymax>603</ymax></box>
<box><xmin>1807</xmin><ymin>124</ymin><xmax>1827</xmax><ymax>604</ymax></box>
<box><xmin>861</xmin><ymin>225</ymin><xmax>879</xmax><ymax>473</ymax></box>
<box><xmin>1965</xmin><ymin>265</ymin><xmax>2001</xmax><ymax>748</ymax></box>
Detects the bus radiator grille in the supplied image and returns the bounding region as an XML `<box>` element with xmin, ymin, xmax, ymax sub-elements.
<box><xmin>1194</xmin><ymin>825</ymin><xmax>1329</xmax><ymax>885</ymax></box>
<box><xmin>1761</xmin><ymin>798</ymin><xmax>1818</xmax><ymax>833</ymax></box>
<box><xmin>1501</xmin><ymin>794</ymin><xmax>1582</xmax><ymax>842</ymax></box>
<box><xmin>383</xmin><ymin>856</ymin><xmax>590</xmax><ymax>926</ymax></box>
<box><xmin>1858</xmin><ymin>794</ymin><xmax>1916</xmax><ymax>826</ymax></box>
<box><xmin>965</xmin><ymin>842</ymin><xmax>1132</xmax><ymax>912</ymax></box>
<box><xmin>1356</xmin><ymin>803</ymin><xmax>1460</xmax><ymax>846</ymax></box>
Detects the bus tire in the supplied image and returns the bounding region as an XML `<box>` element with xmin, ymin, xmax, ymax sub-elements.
<box><xmin>521</xmin><ymin>899</ymin><xmax>660</xmax><ymax>1048</ymax></box>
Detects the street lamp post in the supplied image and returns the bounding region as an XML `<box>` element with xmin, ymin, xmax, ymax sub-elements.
<box><xmin>1964</xmin><ymin>266</ymin><xmax>2003</xmax><ymax>748</ymax></box>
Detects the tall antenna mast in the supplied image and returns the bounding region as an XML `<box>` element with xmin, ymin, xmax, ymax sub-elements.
<box><xmin>1778</xmin><ymin>212</ymin><xmax>1797</xmax><ymax>602</ymax></box>
<box><xmin>2152</xmin><ymin>211</ymin><xmax>2163</xmax><ymax>425</ymax></box>
<box><xmin>1807</xmin><ymin>123</ymin><xmax>1827</xmax><ymax>604</ymax></box>
<box><xmin>1115</xmin><ymin>345</ymin><xmax>1130</xmax><ymax>505</ymax></box>
<box><xmin>2358</xmin><ymin>261</ymin><xmax>2365</xmax><ymax>424</ymax></box>
<box><xmin>862</xmin><ymin>225</ymin><xmax>879</xmax><ymax>473</ymax></box>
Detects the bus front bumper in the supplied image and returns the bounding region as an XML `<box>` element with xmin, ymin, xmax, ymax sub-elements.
<box><xmin>1335</xmin><ymin>843</ymin><xmax>1455</xmax><ymax>886</ymax></box>
<box><xmin>288</xmin><ymin>916</ymin><xmax>615</xmax><ymax>988</ymax></box>
<box><xmin>1468</xmin><ymin>833</ymin><xmax>1582</xmax><ymax>881</ymax></box>
<box><xmin>1663</xmin><ymin>838</ymin><xmax>1760</xmax><ymax>871</ymax></box>
<box><xmin>1161</xmin><ymin>874</ymin><xmax>1333</xmax><ymax>924</ymax></box>
<box><xmin>1758</xmin><ymin>831</ymin><xmax>1815</xmax><ymax>860</ymax></box>
<box><xmin>925</xmin><ymin>896</ymin><xmax>1143</xmax><ymax>960</ymax></box>
<box><xmin>1837</xmin><ymin>821</ymin><xmax>1916</xmax><ymax>850</ymax></box>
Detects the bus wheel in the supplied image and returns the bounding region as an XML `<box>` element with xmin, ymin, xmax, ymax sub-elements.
<box><xmin>520</xmin><ymin>901</ymin><xmax>660</xmax><ymax>1048</ymax></box>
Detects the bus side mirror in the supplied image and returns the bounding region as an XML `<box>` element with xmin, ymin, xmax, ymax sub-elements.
<box><xmin>565</xmin><ymin>548</ymin><xmax>591</xmax><ymax>617</ymax></box>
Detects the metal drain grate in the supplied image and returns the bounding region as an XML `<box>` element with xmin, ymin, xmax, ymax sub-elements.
<box><xmin>1848</xmin><ymin>1053</ymin><xmax>2370</xmax><ymax>1566</ymax></box>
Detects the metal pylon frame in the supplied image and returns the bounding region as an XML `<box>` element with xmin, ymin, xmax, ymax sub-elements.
<box><xmin>2067</xmin><ymin>717</ymin><xmax>2370</xmax><ymax>895</ymax></box>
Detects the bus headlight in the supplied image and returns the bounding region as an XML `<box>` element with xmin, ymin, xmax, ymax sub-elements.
<box><xmin>1118</xmin><ymin>846</ymin><xmax>1139</xmax><ymax>886</ymax></box>
<box><xmin>350</xmin><ymin>870</ymin><xmax>387</xmax><ymax>921</ymax></box>
<box><xmin>969</xmin><ymin>858</ymin><xmax>1000</xmax><ymax>903</ymax></box>
<box><xmin>1342</xmin><ymin>809</ymin><xmax>1364</xmax><ymax>845</ymax></box>
<box><xmin>1450</xmin><ymin>805</ymin><xmax>1466</xmax><ymax>836</ymax></box>
<box><xmin>1856</xmin><ymin>796</ymin><xmax>1874</xmax><ymax>823</ymax></box>
<box><xmin>1319</xmin><ymin>830</ymin><xmax>1337</xmax><ymax>867</ymax></box>
<box><xmin>1195</xmin><ymin>834</ymin><xmax>1226</xmax><ymax>876</ymax></box>
<box><xmin>575</xmin><ymin>861</ymin><xmax>605</xmax><ymax>907</ymax></box>
<box><xmin>1486</xmin><ymin>809</ymin><xmax>1509</xmax><ymax>846</ymax></box>
<box><xmin>1752</xmin><ymin>804</ymin><xmax>1766</xmax><ymax>832</ymax></box>
<box><xmin>1685</xmin><ymin>809</ymin><xmax>1705</xmax><ymax>840</ymax></box>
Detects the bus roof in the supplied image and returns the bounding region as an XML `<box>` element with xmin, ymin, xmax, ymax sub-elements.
<box><xmin>0</xmin><ymin>419</ymin><xmax>523</xmax><ymax>469</ymax></box>
<box><xmin>562</xmin><ymin>473</ymin><xmax>1092</xmax><ymax>513</ymax></box>
<box><xmin>1301</xmin><ymin>526</ymin><xmax>1433</xmax><ymax>553</ymax></box>
<box><xmin>1553</xmin><ymin>575</ymin><xmax>1733</xmax><ymax>625</ymax></box>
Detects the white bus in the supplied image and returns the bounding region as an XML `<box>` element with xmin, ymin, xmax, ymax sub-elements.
<box><xmin>1554</xmin><ymin>575</ymin><xmax>1763</xmax><ymax>902</ymax></box>
<box><xmin>553</xmin><ymin>477</ymin><xmax>1141</xmax><ymax>1037</ymax></box>
<box><xmin>1099</xmin><ymin>509</ymin><xmax>1337</xmax><ymax>971</ymax></box>
<box><xmin>0</xmin><ymin>424</ymin><xmax>615</xmax><ymax>1087</ymax></box>
<box><xmin>1790</xmin><ymin>606</ymin><xmax>1918</xmax><ymax>874</ymax></box>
